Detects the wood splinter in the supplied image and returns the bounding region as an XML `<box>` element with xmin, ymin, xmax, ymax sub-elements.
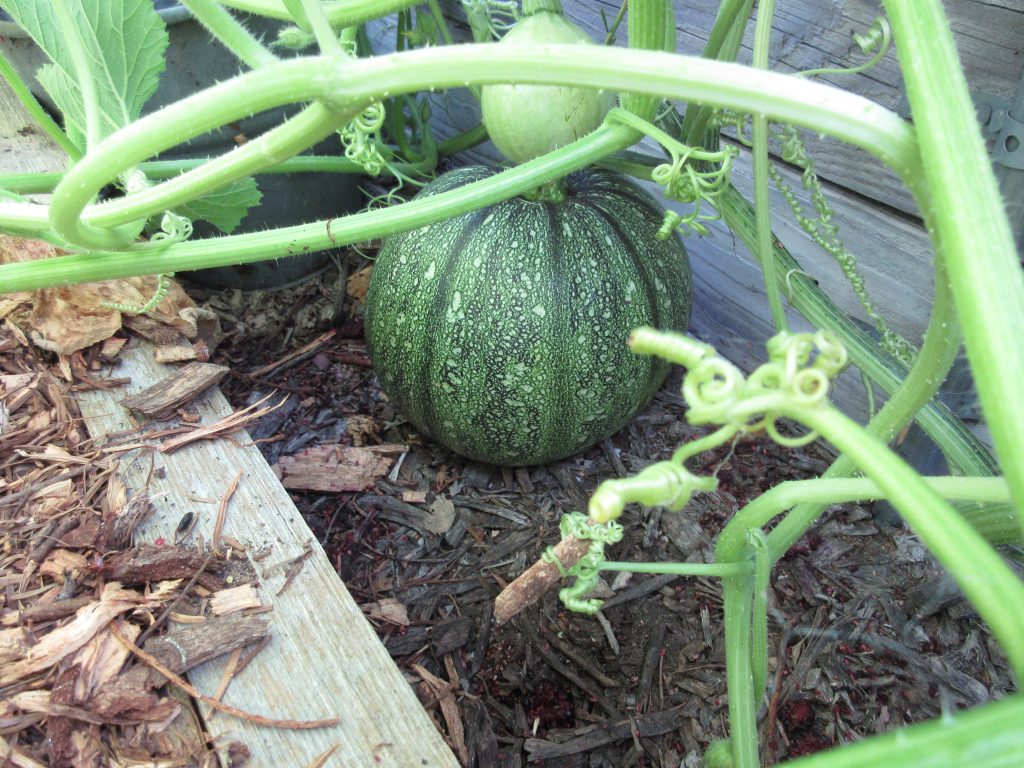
<box><xmin>493</xmin><ymin>534</ymin><xmax>591</xmax><ymax>626</ymax></box>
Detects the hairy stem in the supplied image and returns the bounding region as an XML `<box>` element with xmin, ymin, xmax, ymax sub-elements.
<box><xmin>883</xmin><ymin>0</ymin><xmax>1024</xmax><ymax>536</ymax></box>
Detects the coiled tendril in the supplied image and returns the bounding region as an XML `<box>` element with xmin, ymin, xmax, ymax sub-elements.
<box><xmin>605</xmin><ymin>108</ymin><xmax>737</xmax><ymax>237</ymax></box>
<box><xmin>542</xmin><ymin>512</ymin><xmax>623</xmax><ymax>614</ymax></box>
<box><xmin>340</xmin><ymin>102</ymin><xmax>388</xmax><ymax>177</ymax></box>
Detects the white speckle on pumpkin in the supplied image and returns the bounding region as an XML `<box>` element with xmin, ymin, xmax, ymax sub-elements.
<box><xmin>424</xmin><ymin>261</ymin><xmax>436</xmax><ymax>280</ymax></box>
<box><xmin>532</xmin><ymin>305</ymin><xmax>546</xmax><ymax>318</ymax></box>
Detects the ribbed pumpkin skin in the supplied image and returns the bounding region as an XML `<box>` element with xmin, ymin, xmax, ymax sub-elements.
<box><xmin>365</xmin><ymin>167</ymin><xmax>692</xmax><ymax>466</ymax></box>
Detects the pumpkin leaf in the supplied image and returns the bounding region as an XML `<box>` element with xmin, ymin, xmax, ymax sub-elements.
<box><xmin>0</xmin><ymin>0</ymin><xmax>168</xmax><ymax>148</ymax></box>
<box><xmin>175</xmin><ymin>177</ymin><xmax>263</xmax><ymax>235</ymax></box>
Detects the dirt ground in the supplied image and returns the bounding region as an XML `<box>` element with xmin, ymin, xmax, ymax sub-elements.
<box><xmin>197</xmin><ymin>260</ymin><xmax>1016</xmax><ymax>767</ymax></box>
<box><xmin>1</xmin><ymin>252</ymin><xmax>1015</xmax><ymax>767</ymax></box>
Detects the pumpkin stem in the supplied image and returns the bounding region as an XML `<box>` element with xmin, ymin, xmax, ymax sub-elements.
<box><xmin>522</xmin><ymin>178</ymin><xmax>569</xmax><ymax>203</ymax></box>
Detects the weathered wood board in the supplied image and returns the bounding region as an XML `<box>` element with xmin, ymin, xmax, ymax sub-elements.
<box><xmin>0</xmin><ymin>80</ymin><xmax>458</xmax><ymax>767</ymax></box>
<box><xmin>75</xmin><ymin>348</ymin><xmax>459</xmax><ymax>767</ymax></box>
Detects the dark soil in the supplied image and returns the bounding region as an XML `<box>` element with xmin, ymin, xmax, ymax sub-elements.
<box><xmin>196</xmin><ymin>261</ymin><xmax>1015</xmax><ymax>767</ymax></box>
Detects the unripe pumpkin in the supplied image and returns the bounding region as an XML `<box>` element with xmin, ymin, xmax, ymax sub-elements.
<box><xmin>364</xmin><ymin>166</ymin><xmax>692</xmax><ymax>467</ymax></box>
<box><xmin>480</xmin><ymin>11</ymin><xmax>615</xmax><ymax>164</ymax></box>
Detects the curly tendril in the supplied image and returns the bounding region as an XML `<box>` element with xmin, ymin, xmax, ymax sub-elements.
<box><xmin>542</xmin><ymin>512</ymin><xmax>624</xmax><ymax>614</ymax></box>
<box><xmin>340</xmin><ymin>102</ymin><xmax>388</xmax><ymax>176</ymax></box>
<box><xmin>101</xmin><ymin>212</ymin><xmax>188</xmax><ymax>316</ymax></box>
<box><xmin>604</xmin><ymin>108</ymin><xmax>737</xmax><ymax>237</ymax></box>
<box><xmin>101</xmin><ymin>270</ymin><xmax>174</xmax><ymax>316</ymax></box>
<box><xmin>799</xmin><ymin>17</ymin><xmax>892</xmax><ymax>80</ymax></box>
<box><xmin>635</xmin><ymin>328</ymin><xmax>848</xmax><ymax>445</ymax></box>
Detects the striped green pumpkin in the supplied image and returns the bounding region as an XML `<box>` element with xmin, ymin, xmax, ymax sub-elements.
<box><xmin>365</xmin><ymin>166</ymin><xmax>692</xmax><ymax>466</ymax></box>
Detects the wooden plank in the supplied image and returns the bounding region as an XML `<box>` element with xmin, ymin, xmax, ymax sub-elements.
<box><xmin>75</xmin><ymin>347</ymin><xmax>459</xmax><ymax>767</ymax></box>
<box><xmin>0</xmin><ymin>79</ymin><xmax>458</xmax><ymax>766</ymax></box>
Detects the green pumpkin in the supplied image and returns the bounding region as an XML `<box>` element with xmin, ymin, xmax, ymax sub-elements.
<box><xmin>365</xmin><ymin>166</ymin><xmax>692</xmax><ymax>466</ymax></box>
<box><xmin>480</xmin><ymin>10</ymin><xmax>615</xmax><ymax>165</ymax></box>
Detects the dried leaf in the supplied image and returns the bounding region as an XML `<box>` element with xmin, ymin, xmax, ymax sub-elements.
<box><xmin>345</xmin><ymin>414</ymin><xmax>380</xmax><ymax>447</ymax></box>
<box><xmin>1</xmin><ymin>235</ymin><xmax>196</xmax><ymax>355</ymax></box>
<box><xmin>423</xmin><ymin>497</ymin><xmax>456</xmax><ymax>535</ymax></box>
<box><xmin>346</xmin><ymin>264</ymin><xmax>373</xmax><ymax>305</ymax></box>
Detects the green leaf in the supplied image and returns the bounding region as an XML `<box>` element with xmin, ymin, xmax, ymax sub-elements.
<box><xmin>0</xmin><ymin>0</ymin><xmax>168</xmax><ymax>146</ymax></box>
<box><xmin>175</xmin><ymin>177</ymin><xmax>263</xmax><ymax>235</ymax></box>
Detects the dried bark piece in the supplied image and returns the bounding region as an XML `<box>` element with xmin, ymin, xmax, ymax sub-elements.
<box><xmin>274</xmin><ymin>444</ymin><xmax>407</xmax><ymax>493</ymax></box>
<box><xmin>120</xmin><ymin>362</ymin><xmax>229</xmax><ymax>420</ymax></box>
<box><xmin>0</xmin><ymin>582</ymin><xmax>174</xmax><ymax>685</ymax></box>
<box><xmin>524</xmin><ymin>706</ymin><xmax>689</xmax><ymax>760</ymax></box>
<box><xmin>102</xmin><ymin>544</ymin><xmax>211</xmax><ymax>584</ymax></box>
<box><xmin>88</xmin><ymin>613</ymin><xmax>270</xmax><ymax>720</ymax></box>
<box><xmin>153</xmin><ymin>345</ymin><xmax>198</xmax><ymax>364</ymax></box>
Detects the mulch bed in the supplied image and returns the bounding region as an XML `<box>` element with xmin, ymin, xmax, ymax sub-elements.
<box><xmin>1</xmin><ymin>255</ymin><xmax>1015</xmax><ymax>767</ymax></box>
<box><xmin>201</xmin><ymin>261</ymin><xmax>1016</xmax><ymax>766</ymax></box>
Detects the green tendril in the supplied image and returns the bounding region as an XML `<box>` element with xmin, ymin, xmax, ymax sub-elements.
<box><xmin>633</xmin><ymin>327</ymin><xmax>849</xmax><ymax>447</ymax></box>
<box><xmin>548</xmin><ymin>512</ymin><xmax>624</xmax><ymax>614</ymax></box>
<box><xmin>340</xmin><ymin>101</ymin><xmax>389</xmax><ymax>176</ymax></box>
<box><xmin>799</xmin><ymin>17</ymin><xmax>892</xmax><ymax>80</ymax></box>
<box><xmin>100</xmin><ymin>211</ymin><xmax>190</xmax><ymax>316</ymax></box>
<box><xmin>102</xmin><ymin>270</ymin><xmax>174</xmax><ymax>316</ymax></box>
<box><xmin>460</xmin><ymin>0</ymin><xmax>518</xmax><ymax>42</ymax></box>
<box><xmin>605</xmin><ymin>108</ymin><xmax>737</xmax><ymax>237</ymax></box>
<box><xmin>589</xmin><ymin>460</ymin><xmax>719</xmax><ymax>523</ymax></box>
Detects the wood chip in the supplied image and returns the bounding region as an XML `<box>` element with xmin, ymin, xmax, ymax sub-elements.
<box><xmin>99</xmin><ymin>337</ymin><xmax>127</xmax><ymax>358</ymax></box>
<box><xmin>0</xmin><ymin>582</ymin><xmax>172</xmax><ymax>685</ymax></box>
<box><xmin>362</xmin><ymin>597</ymin><xmax>410</xmax><ymax>627</ymax></box>
<box><xmin>274</xmin><ymin>444</ymin><xmax>408</xmax><ymax>493</ymax></box>
<box><xmin>493</xmin><ymin>534</ymin><xmax>592</xmax><ymax>625</ymax></box>
<box><xmin>210</xmin><ymin>584</ymin><xmax>262</xmax><ymax>616</ymax></box>
<box><xmin>120</xmin><ymin>362</ymin><xmax>229</xmax><ymax>420</ymax></box>
<box><xmin>153</xmin><ymin>344</ymin><xmax>199</xmax><ymax>364</ymax></box>
<box><xmin>414</xmin><ymin>663</ymin><xmax>469</xmax><ymax>765</ymax></box>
